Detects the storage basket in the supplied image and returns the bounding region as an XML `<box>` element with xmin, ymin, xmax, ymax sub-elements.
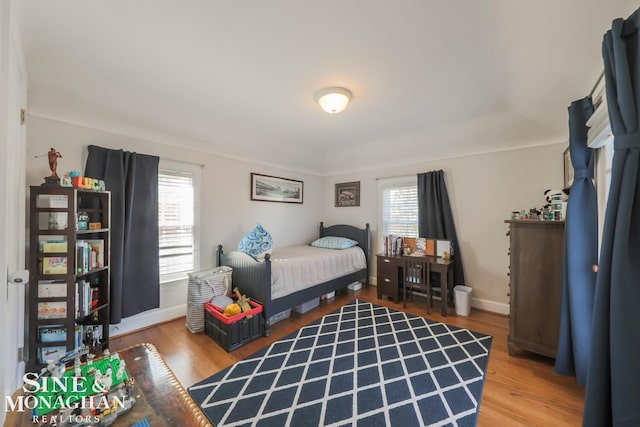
<box><xmin>186</xmin><ymin>266</ymin><xmax>232</xmax><ymax>333</ymax></box>
<box><xmin>204</xmin><ymin>300</ymin><xmax>263</xmax><ymax>351</ymax></box>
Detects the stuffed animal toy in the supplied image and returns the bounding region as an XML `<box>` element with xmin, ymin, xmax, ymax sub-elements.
<box><xmin>223</xmin><ymin>303</ymin><xmax>241</xmax><ymax>317</ymax></box>
<box><xmin>233</xmin><ymin>287</ymin><xmax>253</xmax><ymax>318</ymax></box>
<box><xmin>223</xmin><ymin>287</ymin><xmax>253</xmax><ymax>318</ymax></box>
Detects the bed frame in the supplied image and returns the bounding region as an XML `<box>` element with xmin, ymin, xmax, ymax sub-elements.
<box><xmin>216</xmin><ymin>222</ymin><xmax>371</xmax><ymax>336</ymax></box>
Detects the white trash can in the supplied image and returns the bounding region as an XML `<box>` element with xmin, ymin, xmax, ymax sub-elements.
<box><xmin>454</xmin><ymin>285</ymin><xmax>472</xmax><ymax>316</ymax></box>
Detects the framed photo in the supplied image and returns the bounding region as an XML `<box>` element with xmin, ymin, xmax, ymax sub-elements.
<box><xmin>251</xmin><ymin>173</ymin><xmax>303</xmax><ymax>204</ymax></box>
<box><xmin>335</xmin><ymin>181</ymin><xmax>360</xmax><ymax>207</ymax></box>
<box><xmin>563</xmin><ymin>146</ymin><xmax>573</xmax><ymax>188</ymax></box>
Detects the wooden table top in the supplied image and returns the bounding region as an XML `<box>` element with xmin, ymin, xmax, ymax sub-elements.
<box><xmin>4</xmin><ymin>343</ymin><xmax>211</xmax><ymax>427</ymax></box>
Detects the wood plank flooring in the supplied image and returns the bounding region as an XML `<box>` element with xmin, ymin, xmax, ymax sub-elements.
<box><xmin>110</xmin><ymin>286</ymin><xmax>584</xmax><ymax>426</ymax></box>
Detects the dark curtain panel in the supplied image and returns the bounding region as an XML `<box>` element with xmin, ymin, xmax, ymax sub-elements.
<box><xmin>84</xmin><ymin>145</ymin><xmax>160</xmax><ymax>323</ymax></box>
<box><xmin>554</xmin><ymin>97</ymin><xmax>597</xmax><ymax>387</ymax></box>
<box><xmin>417</xmin><ymin>170</ymin><xmax>465</xmax><ymax>285</ymax></box>
<box><xmin>584</xmin><ymin>10</ymin><xmax>640</xmax><ymax>426</ymax></box>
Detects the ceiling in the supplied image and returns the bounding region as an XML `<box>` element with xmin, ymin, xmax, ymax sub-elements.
<box><xmin>17</xmin><ymin>1</ymin><xmax>637</xmax><ymax>175</ymax></box>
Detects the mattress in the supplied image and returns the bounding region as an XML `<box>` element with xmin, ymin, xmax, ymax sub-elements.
<box><xmin>269</xmin><ymin>245</ymin><xmax>366</xmax><ymax>299</ymax></box>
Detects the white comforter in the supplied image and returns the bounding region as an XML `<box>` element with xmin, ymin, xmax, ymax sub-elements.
<box><xmin>269</xmin><ymin>245</ymin><xmax>366</xmax><ymax>299</ymax></box>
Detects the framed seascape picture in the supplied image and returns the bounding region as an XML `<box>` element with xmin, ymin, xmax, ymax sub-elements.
<box><xmin>251</xmin><ymin>173</ymin><xmax>303</xmax><ymax>204</ymax></box>
<box><xmin>335</xmin><ymin>181</ymin><xmax>360</xmax><ymax>207</ymax></box>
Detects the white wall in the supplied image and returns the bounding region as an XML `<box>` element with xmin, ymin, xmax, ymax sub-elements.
<box><xmin>25</xmin><ymin>115</ymin><xmax>325</xmax><ymax>334</ymax></box>
<box><xmin>1</xmin><ymin>0</ymin><xmax>27</xmax><ymax>421</ymax></box>
<box><xmin>323</xmin><ymin>143</ymin><xmax>566</xmax><ymax>313</ymax></box>
<box><xmin>25</xmin><ymin>114</ymin><xmax>566</xmax><ymax>327</ymax></box>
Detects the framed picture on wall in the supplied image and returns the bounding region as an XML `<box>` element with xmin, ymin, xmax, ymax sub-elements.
<box><xmin>251</xmin><ymin>173</ymin><xmax>303</xmax><ymax>204</ymax></box>
<box><xmin>563</xmin><ymin>147</ymin><xmax>574</xmax><ymax>188</ymax></box>
<box><xmin>335</xmin><ymin>181</ymin><xmax>360</xmax><ymax>207</ymax></box>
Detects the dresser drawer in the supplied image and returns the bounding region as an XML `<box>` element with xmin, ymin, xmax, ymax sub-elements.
<box><xmin>378</xmin><ymin>274</ymin><xmax>397</xmax><ymax>290</ymax></box>
<box><xmin>377</xmin><ymin>256</ymin><xmax>398</xmax><ymax>276</ymax></box>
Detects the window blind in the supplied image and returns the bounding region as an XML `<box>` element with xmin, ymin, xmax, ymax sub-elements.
<box><xmin>158</xmin><ymin>169</ymin><xmax>195</xmax><ymax>276</ymax></box>
<box><xmin>382</xmin><ymin>185</ymin><xmax>418</xmax><ymax>238</ymax></box>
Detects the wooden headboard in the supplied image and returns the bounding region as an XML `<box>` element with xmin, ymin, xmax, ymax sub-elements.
<box><xmin>319</xmin><ymin>222</ymin><xmax>371</xmax><ymax>283</ymax></box>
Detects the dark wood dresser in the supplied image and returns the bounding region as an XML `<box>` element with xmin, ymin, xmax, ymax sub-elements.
<box><xmin>506</xmin><ymin>220</ymin><xmax>564</xmax><ymax>358</ymax></box>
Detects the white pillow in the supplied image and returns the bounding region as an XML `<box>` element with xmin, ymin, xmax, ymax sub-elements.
<box><xmin>310</xmin><ymin>236</ymin><xmax>358</xmax><ymax>250</ymax></box>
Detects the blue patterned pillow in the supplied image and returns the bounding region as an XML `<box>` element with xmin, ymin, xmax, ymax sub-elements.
<box><xmin>238</xmin><ymin>224</ymin><xmax>273</xmax><ymax>259</ymax></box>
<box><xmin>310</xmin><ymin>236</ymin><xmax>358</xmax><ymax>250</ymax></box>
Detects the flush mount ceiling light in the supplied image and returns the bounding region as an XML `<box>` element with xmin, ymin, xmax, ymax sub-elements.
<box><xmin>314</xmin><ymin>87</ymin><xmax>352</xmax><ymax>114</ymax></box>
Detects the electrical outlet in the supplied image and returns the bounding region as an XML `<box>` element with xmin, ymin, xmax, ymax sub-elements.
<box><xmin>17</xmin><ymin>347</ymin><xmax>24</xmax><ymax>363</ymax></box>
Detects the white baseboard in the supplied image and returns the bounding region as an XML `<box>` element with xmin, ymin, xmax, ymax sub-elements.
<box><xmin>471</xmin><ymin>297</ymin><xmax>509</xmax><ymax>315</ymax></box>
<box><xmin>109</xmin><ymin>304</ymin><xmax>186</xmax><ymax>337</ymax></box>
<box><xmin>369</xmin><ymin>281</ymin><xmax>509</xmax><ymax>315</ymax></box>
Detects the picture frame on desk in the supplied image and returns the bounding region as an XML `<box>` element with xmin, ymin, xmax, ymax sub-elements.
<box><xmin>425</xmin><ymin>239</ymin><xmax>436</xmax><ymax>256</ymax></box>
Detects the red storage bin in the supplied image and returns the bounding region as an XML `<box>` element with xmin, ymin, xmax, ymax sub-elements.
<box><xmin>204</xmin><ymin>300</ymin><xmax>263</xmax><ymax>351</ymax></box>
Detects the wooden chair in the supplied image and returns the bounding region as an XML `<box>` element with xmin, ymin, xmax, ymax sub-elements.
<box><xmin>402</xmin><ymin>258</ymin><xmax>431</xmax><ymax>313</ymax></box>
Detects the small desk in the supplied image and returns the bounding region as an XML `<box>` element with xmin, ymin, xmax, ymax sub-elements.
<box><xmin>376</xmin><ymin>253</ymin><xmax>454</xmax><ymax>316</ymax></box>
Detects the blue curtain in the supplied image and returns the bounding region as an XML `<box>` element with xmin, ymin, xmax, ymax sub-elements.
<box><xmin>85</xmin><ymin>145</ymin><xmax>160</xmax><ymax>323</ymax></box>
<box><xmin>417</xmin><ymin>170</ymin><xmax>465</xmax><ymax>285</ymax></box>
<box><xmin>554</xmin><ymin>97</ymin><xmax>597</xmax><ymax>387</ymax></box>
<box><xmin>583</xmin><ymin>10</ymin><xmax>640</xmax><ymax>426</ymax></box>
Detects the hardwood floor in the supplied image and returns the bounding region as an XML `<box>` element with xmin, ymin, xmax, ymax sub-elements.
<box><xmin>110</xmin><ymin>286</ymin><xmax>584</xmax><ymax>426</ymax></box>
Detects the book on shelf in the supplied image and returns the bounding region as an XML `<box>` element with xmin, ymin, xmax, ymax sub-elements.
<box><xmin>75</xmin><ymin>280</ymin><xmax>93</xmax><ymax>318</ymax></box>
<box><xmin>384</xmin><ymin>235</ymin><xmax>404</xmax><ymax>256</ymax></box>
<box><xmin>42</xmin><ymin>257</ymin><xmax>67</xmax><ymax>275</ymax></box>
<box><xmin>90</xmin><ymin>287</ymin><xmax>100</xmax><ymax>309</ymax></box>
<box><xmin>85</xmin><ymin>239</ymin><xmax>104</xmax><ymax>268</ymax></box>
<box><xmin>37</xmin><ymin>281</ymin><xmax>67</xmax><ymax>298</ymax></box>
<box><xmin>76</xmin><ymin>239</ymin><xmax>105</xmax><ymax>274</ymax></box>
<box><xmin>38</xmin><ymin>325</ymin><xmax>67</xmax><ymax>343</ymax></box>
<box><xmin>74</xmin><ymin>325</ymin><xmax>83</xmax><ymax>348</ymax></box>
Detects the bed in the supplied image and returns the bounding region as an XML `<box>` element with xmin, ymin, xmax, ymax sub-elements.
<box><xmin>216</xmin><ymin>222</ymin><xmax>371</xmax><ymax>336</ymax></box>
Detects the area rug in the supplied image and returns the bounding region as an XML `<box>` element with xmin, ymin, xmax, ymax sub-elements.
<box><xmin>188</xmin><ymin>299</ymin><xmax>492</xmax><ymax>426</ymax></box>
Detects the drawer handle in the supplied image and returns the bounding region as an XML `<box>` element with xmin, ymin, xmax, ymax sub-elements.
<box><xmin>384</xmin><ymin>278</ymin><xmax>390</xmax><ymax>282</ymax></box>
<box><xmin>383</xmin><ymin>259</ymin><xmax>390</xmax><ymax>263</ymax></box>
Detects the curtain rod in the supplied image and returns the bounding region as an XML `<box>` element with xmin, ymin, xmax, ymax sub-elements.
<box><xmin>589</xmin><ymin>71</ymin><xmax>605</xmax><ymax>99</ymax></box>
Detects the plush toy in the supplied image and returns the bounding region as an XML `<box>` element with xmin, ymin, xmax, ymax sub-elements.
<box><xmin>222</xmin><ymin>287</ymin><xmax>254</xmax><ymax>318</ymax></box>
<box><xmin>223</xmin><ymin>303</ymin><xmax>241</xmax><ymax>317</ymax></box>
<box><xmin>233</xmin><ymin>287</ymin><xmax>253</xmax><ymax>318</ymax></box>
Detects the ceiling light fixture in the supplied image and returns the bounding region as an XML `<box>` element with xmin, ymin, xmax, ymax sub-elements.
<box><xmin>314</xmin><ymin>87</ymin><xmax>352</xmax><ymax>114</ymax></box>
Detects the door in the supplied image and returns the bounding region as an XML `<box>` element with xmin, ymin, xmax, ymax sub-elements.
<box><xmin>0</xmin><ymin>14</ymin><xmax>27</xmax><ymax>420</ymax></box>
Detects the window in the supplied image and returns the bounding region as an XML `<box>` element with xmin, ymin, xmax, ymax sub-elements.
<box><xmin>595</xmin><ymin>137</ymin><xmax>614</xmax><ymax>251</ymax></box>
<box><xmin>379</xmin><ymin>177</ymin><xmax>418</xmax><ymax>239</ymax></box>
<box><xmin>158</xmin><ymin>161</ymin><xmax>199</xmax><ymax>280</ymax></box>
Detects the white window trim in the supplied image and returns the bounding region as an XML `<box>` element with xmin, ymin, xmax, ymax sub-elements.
<box><xmin>595</xmin><ymin>136</ymin><xmax>614</xmax><ymax>254</ymax></box>
<box><xmin>377</xmin><ymin>175</ymin><xmax>418</xmax><ymax>252</ymax></box>
<box><xmin>158</xmin><ymin>159</ymin><xmax>201</xmax><ymax>284</ymax></box>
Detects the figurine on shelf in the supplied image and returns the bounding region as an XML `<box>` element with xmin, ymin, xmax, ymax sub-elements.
<box><xmin>36</xmin><ymin>147</ymin><xmax>63</xmax><ymax>186</ymax></box>
<box><xmin>47</xmin><ymin>147</ymin><xmax>62</xmax><ymax>177</ymax></box>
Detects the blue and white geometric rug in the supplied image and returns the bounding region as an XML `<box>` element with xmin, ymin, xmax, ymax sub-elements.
<box><xmin>188</xmin><ymin>300</ymin><xmax>492</xmax><ymax>427</ymax></box>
